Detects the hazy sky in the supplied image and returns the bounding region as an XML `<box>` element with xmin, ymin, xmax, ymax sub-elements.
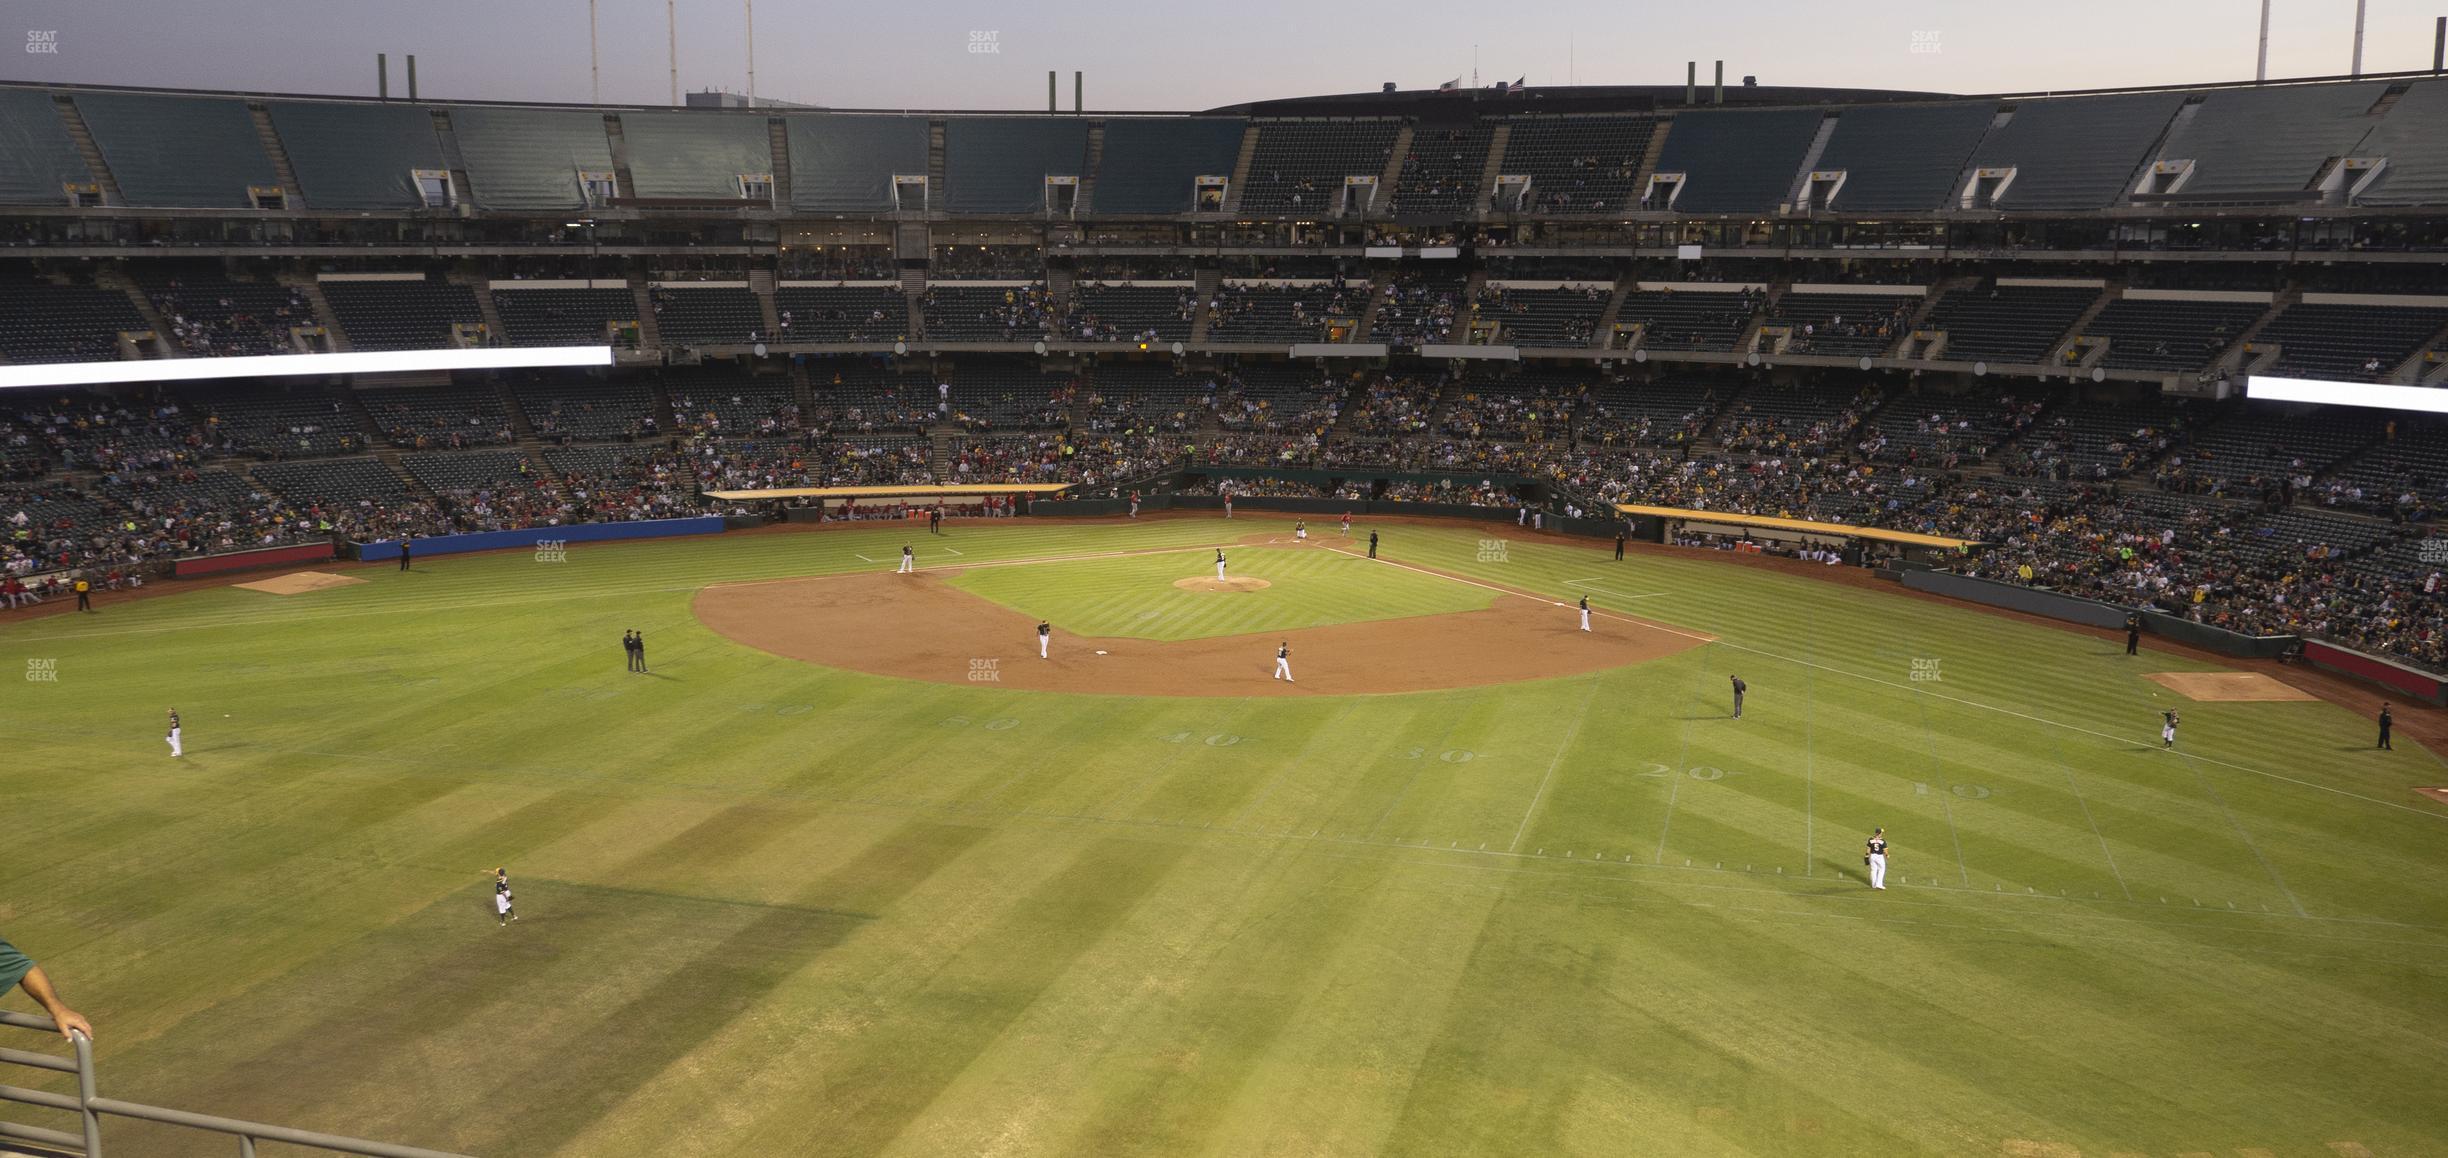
<box><xmin>1</xmin><ymin>0</ymin><xmax>2441</xmax><ymax>110</ymax></box>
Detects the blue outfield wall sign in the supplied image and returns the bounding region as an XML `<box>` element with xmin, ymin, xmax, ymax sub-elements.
<box><xmin>354</xmin><ymin>516</ymin><xmax>726</xmax><ymax>561</ymax></box>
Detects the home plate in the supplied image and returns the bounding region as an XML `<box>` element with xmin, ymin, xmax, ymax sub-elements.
<box><xmin>2144</xmin><ymin>671</ymin><xmax>2315</xmax><ymax>702</ymax></box>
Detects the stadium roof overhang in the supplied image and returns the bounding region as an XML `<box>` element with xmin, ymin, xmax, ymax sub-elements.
<box><xmin>1614</xmin><ymin>504</ymin><xmax>1979</xmax><ymax>551</ymax></box>
<box><xmin>701</xmin><ymin>484</ymin><xmax>1075</xmax><ymax>501</ymax></box>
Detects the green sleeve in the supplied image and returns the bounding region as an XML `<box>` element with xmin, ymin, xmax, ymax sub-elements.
<box><xmin>0</xmin><ymin>935</ymin><xmax>32</xmax><ymax>994</ymax></box>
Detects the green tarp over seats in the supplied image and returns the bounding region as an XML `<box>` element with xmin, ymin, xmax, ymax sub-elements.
<box><xmin>267</xmin><ymin>101</ymin><xmax>447</xmax><ymax>209</ymax></box>
<box><xmin>0</xmin><ymin>88</ymin><xmax>89</xmax><ymax>205</ymax></box>
<box><xmin>73</xmin><ymin>91</ymin><xmax>276</xmax><ymax>208</ymax></box>
<box><xmin>448</xmin><ymin>106</ymin><xmax>615</xmax><ymax>211</ymax></box>
<box><xmin>621</xmin><ymin>110</ymin><xmax>774</xmax><ymax>200</ymax></box>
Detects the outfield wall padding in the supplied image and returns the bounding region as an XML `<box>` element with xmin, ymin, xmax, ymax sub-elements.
<box><xmin>2301</xmin><ymin>640</ymin><xmax>2448</xmax><ymax>706</ymax></box>
<box><xmin>173</xmin><ymin>540</ymin><xmax>338</xmax><ymax>577</ymax></box>
<box><xmin>1902</xmin><ymin>570</ymin><xmax>2132</xmax><ymax>629</ymax></box>
<box><xmin>1902</xmin><ymin>571</ymin><xmax>2298</xmax><ymax>659</ymax></box>
<box><xmin>2137</xmin><ymin>611</ymin><xmax>2298</xmax><ymax>660</ymax></box>
<box><xmin>354</xmin><ymin>516</ymin><xmax>725</xmax><ymax>561</ymax></box>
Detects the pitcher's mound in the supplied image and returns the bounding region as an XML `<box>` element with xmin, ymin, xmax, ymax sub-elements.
<box><xmin>235</xmin><ymin>571</ymin><xmax>369</xmax><ymax>596</ymax></box>
<box><xmin>1174</xmin><ymin>576</ymin><xmax>1272</xmax><ymax>593</ymax></box>
<box><xmin>2145</xmin><ymin>671</ymin><xmax>2315</xmax><ymax>702</ymax></box>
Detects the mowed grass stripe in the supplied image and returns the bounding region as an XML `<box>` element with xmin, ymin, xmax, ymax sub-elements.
<box><xmin>4</xmin><ymin>515</ymin><xmax>2445</xmax><ymax>1157</ymax></box>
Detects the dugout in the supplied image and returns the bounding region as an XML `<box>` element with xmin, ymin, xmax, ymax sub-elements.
<box><xmin>1613</xmin><ymin>504</ymin><xmax>1979</xmax><ymax>567</ymax></box>
<box><xmin>699</xmin><ymin>483</ymin><xmax>1074</xmax><ymax>522</ymax></box>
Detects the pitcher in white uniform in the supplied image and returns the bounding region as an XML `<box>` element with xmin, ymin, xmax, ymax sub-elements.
<box><xmin>1272</xmin><ymin>641</ymin><xmax>1293</xmax><ymax>682</ymax></box>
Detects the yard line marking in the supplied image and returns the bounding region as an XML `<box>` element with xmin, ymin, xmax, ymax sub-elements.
<box><xmin>1508</xmin><ymin>676</ymin><xmax>1602</xmax><ymax>852</ymax></box>
<box><xmin>1654</xmin><ymin>645</ymin><xmax>1717</xmax><ymax>864</ymax></box>
<box><xmin>1907</xmin><ymin>677</ymin><xmax>1974</xmax><ymax>889</ymax></box>
<box><xmin>1226</xmin><ymin>698</ymin><xmax>1366</xmax><ymax>832</ymax></box>
<box><xmin>2178</xmin><ymin>749</ymin><xmax>2310</xmax><ymax>918</ymax></box>
<box><xmin>1802</xmin><ymin>637</ymin><xmax>1818</xmax><ymax>877</ymax></box>
<box><xmin>1336</xmin><ymin>545</ymin><xmax>2448</xmax><ymax>824</ymax></box>
<box><xmin>1355</xmin><ymin>708</ymin><xmax>1472</xmax><ymax>841</ymax></box>
<box><xmin>2033</xmin><ymin>689</ymin><xmax>2135</xmax><ymax>902</ymax></box>
<box><xmin>1562</xmin><ymin>579</ymin><xmax>1671</xmax><ymax>600</ymax></box>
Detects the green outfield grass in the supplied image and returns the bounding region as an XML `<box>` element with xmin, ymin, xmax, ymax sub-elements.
<box><xmin>945</xmin><ymin>536</ymin><xmax>1493</xmax><ymax>639</ymax></box>
<box><xmin>2</xmin><ymin>514</ymin><xmax>2444</xmax><ymax>1157</ymax></box>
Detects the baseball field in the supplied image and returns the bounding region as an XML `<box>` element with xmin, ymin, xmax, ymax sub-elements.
<box><xmin>2</xmin><ymin>514</ymin><xmax>2444</xmax><ymax>1157</ymax></box>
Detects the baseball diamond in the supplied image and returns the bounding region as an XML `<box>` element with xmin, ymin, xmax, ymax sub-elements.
<box><xmin>5</xmin><ymin>13</ymin><xmax>2448</xmax><ymax>1155</ymax></box>
<box><xmin>4</xmin><ymin>515</ymin><xmax>2447</xmax><ymax>1157</ymax></box>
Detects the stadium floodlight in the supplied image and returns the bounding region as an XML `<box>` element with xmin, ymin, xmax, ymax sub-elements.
<box><xmin>2246</xmin><ymin>375</ymin><xmax>2448</xmax><ymax>414</ymax></box>
<box><xmin>0</xmin><ymin>346</ymin><xmax>615</xmax><ymax>391</ymax></box>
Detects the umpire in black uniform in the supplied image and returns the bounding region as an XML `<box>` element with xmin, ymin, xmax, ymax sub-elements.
<box><xmin>1367</xmin><ymin>531</ymin><xmax>1379</xmax><ymax>559</ymax></box>
<box><xmin>2378</xmin><ymin>704</ymin><xmax>2394</xmax><ymax>750</ymax></box>
<box><xmin>2124</xmin><ymin>612</ymin><xmax>2141</xmax><ymax>656</ymax></box>
<box><xmin>399</xmin><ymin>539</ymin><xmax>414</xmax><ymax>572</ymax></box>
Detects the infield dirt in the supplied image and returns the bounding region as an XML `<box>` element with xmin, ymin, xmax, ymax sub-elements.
<box><xmin>694</xmin><ymin>565</ymin><xmax>1707</xmax><ymax>696</ymax></box>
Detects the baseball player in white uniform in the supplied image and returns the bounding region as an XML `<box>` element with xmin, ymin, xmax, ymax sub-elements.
<box><xmin>897</xmin><ymin>545</ymin><xmax>915</xmax><ymax>573</ymax></box>
<box><xmin>1294</xmin><ymin>519</ymin><xmax>1307</xmax><ymax>542</ymax></box>
<box><xmin>1272</xmin><ymin>641</ymin><xmax>1293</xmax><ymax>682</ymax></box>
<box><xmin>1037</xmin><ymin>620</ymin><xmax>1051</xmax><ymax>659</ymax></box>
<box><xmin>1865</xmin><ymin>827</ymin><xmax>1888</xmax><ymax>890</ymax></box>
<box><xmin>496</xmin><ymin>888</ymin><xmax>517</xmax><ymax>926</ymax></box>
<box><xmin>165</xmin><ymin>708</ymin><xmax>182</xmax><ymax>758</ymax></box>
<box><xmin>2161</xmin><ymin>709</ymin><xmax>2180</xmax><ymax>748</ymax></box>
<box><xmin>1578</xmin><ymin>596</ymin><xmax>1592</xmax><ymax>632</ymax></box>
<box><xmin>1215</xmin><ymin>548</ymin><xmax>1227</xmax><ymax>580</ymax></box>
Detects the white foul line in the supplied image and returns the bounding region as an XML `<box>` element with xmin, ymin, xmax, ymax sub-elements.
<box><xmin>1509</xmin><ymin>676</ymin><xmax>1602</xmax><ymax>852</ymax></box>
<box><xmin>1336</xmin><ymin>546</ymin><xmax>2448</xmax><ymax>824</ymax></box>
<box><xmin>1564</xmin><ymin>579</ymin><xmax>1671</xmax><ymax>600</ymax></box>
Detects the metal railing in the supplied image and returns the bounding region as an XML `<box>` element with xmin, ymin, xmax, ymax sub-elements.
<box><xmin>1</xmin><ymin>1011</ymin><xmax>473</xmax><ymax>1158</ymax></box>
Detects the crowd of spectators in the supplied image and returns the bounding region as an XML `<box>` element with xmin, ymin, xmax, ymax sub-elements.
<box><xmin>14</xmin><ymin>362</ymin><xmax>2448</xmax><ymax>674</ymax></box>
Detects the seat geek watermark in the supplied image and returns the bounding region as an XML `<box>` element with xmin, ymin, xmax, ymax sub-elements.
<box><xmin>967</xmin><ymin>30</ymin><xmax>1000</xmax><ymax>54</ymax></box>
<box><xmin>1909</xmin><ymin>30</ymin><xmax>1941</xmax><ymax>54</ymax></box>
<box><xmin>534</xmin><ymin>538</ymin><xmax>568</xmax><ymax>564</ymax></box>
<box><xmin>1910</xmin><ymin>657</ymin><xmax>1942</xmax><ymax>682</ymax></box>
<box><xmin>26</xmin><ymin>30</ymin><xmax>59</xmax><ymax>54</ymax></box>
<box><xmin>968</xmin><ymin>658</ymin><xmax>1001</xmax><ymax>682</ymax></box>
<box><xmin>1477</xmin><ymin>538</ymin><xmax>1509</xmax><ymax>563</ymax></box>
<box><xmin>26</xmin><ymin>658</ymin><xmax>58</xmax><ymax>682</ymax></box>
